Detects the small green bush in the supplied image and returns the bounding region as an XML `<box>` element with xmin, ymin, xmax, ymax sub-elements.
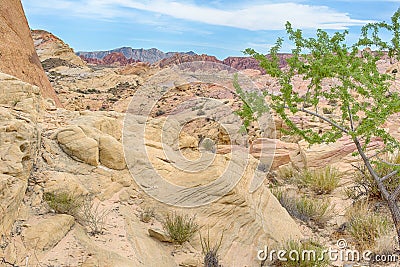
<box><xmin>274</xmin><ymin>239</ymin><xmax>329</xmax><ymax>267</ymax></box>
<box><xmin>277</xmin><ymin>164</ymin><xmax>299</xmax><ymax>182</ymax></box>
<box><xmin>346</xmin><ymin>201</ymin><xmax>391</xmax><ymax>250</ymax></box>
<box><xmin>297</xmin><ymin>166</ymin><xmax>340</xmax><ymax>194</ymax></box>
<box><xmin>162</xmin><ymin>213</ymin><xmax>198</xmax><ymax>245</ymax></box>
<box><xmin>273</xmin><ymin>189</ymin><xmax>332</xmax><ymax>227</ymax></box>
<box><xmin>295</xmin><ymin>197</ymin><xmax>331</xmax><ymax>226</ymax></box>
<box><xmin>78</xmin><ymin>196</ymin><xmax>110</xmax><ymax>236</ymax></box>
<box><xmin>44</xmin><ymin>191</ymin><xmax>82</xmax><ymax>216</ymax></box>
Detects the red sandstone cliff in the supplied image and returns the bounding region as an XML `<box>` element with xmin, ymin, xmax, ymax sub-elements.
<box><xmin>0</xmin><ymin>0</ymin><xmax>61</xmax><ymax>106</ymax></box>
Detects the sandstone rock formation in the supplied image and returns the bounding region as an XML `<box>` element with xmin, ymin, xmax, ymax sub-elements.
<box><xmin>223</xmin><ymin>56</ymin><xmax>266</xmax><ymax>73</ymax></box>
<box><xmin>23</xmin><ymin>214</ymin><xmax>75</xmax><ymax>251</ymax></box>
<box><xmin>0</xmin><ymin>0</ymin><xmax>60</xmax><ymax>106</ymax></box>
<box><xmin>57</xmin><ymin>126</ymin><xmax>100</xmax><ymax>166</ymax></box>
<box><xmin>32</xmin><ymin>30</ymin><xmax>87</xmax><ymax>67</ymax></box>
<box><xmin>157</xmin><ymin>53</ymin><xmax>221</xmax><ymax>68</ymax></box>
<box><xmin>0</xmin><ymin>73</ymin><xmax>41</xmax><ymax>236</ymax></box>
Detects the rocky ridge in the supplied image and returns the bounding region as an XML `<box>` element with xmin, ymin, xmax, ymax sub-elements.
<box><xmin>77</xmin><ymin>47</ymin><xmax>196</xmax><ymax>64</ymax></box>
<box><xmin>79</xmin><ymin>52</ymin><xmax>141</xmax><ymax>66</ymax></box>
<box><xmin>0</xmin><ymin>1</ymin><xmax>60</xmax><ymax>106</ymax></box>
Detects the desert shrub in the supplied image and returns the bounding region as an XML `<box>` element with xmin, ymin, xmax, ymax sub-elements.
<box><xmin>346</xmin><ymin>152</ymin><xmax>400</xmax><ymax>201</ymax></box>
<box><xmin>297</xmin><ymin>166</ymin><xmax>340</xmax><ymax>194</ymax></box>
<box><xmin>78</xmin><ymin>196</ymin><xmax>110</xmax><ymax>236</ymax></box>
<box><xmin>277</xmin><ymin>164</ymin><xmax>299</xmax><ymax>182</ymax></box>
<box><xmin>346</xmin><ymin>201</ymin><xmax>391</xmax><ymax>250</ymax></box>
<box><xmin>273</xmin><ymin>239</ymin><xmax>329</xmax><ymax>267</ymax></box>
<box><xmin>345</xmin><ymin>165</ymin><xmax>381</xmax><ymax>201</ymax></box>
<box><xmin>139</xmin><ymin>207</ymin><xmax>155</xmax><ymax>223</ymax></box>
<box><xmin>162</xmin><ymin>213</ymin><xmax>198</xmax><ymax>245</ymax></box>
<box><xmin>272</xmin><ymin>189</ymin><xmax>332</xmax><ymax>227</ymax></box>
<box><xmin>294</xmin><ymin>197</ymin><xmax>331</xmax><ymax>226</ymax></box>
<box><xmin>200</xmin><ymin>230</ymin><xmax>223</xmax><ymax>267</ymax></box>
<box><xmin>44</xmin><ymin>191</ymin><xmax>82</xmax><ymax>216</ymax></box>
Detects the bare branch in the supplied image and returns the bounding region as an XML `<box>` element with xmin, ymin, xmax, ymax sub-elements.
<box><xmin>300</xmin><ymin>108</ymin><xmax>349</xmax><ymax>134</ymax></box>
<box><xmin>377</xmin><ymin>157</ymin><xmax>400</xmax><ymax>167</ymax></box>
<box><xmin>381</xmin><ymin>170</ymin><xmax>399</xmax><ymax>182</ymax></box>
<box><xmin>353</xmin><ymin>137</ymin><xmax>390</xmax><ymax>200</ymax></box>
<box><xmin>351</xmin><ymin>163</ymin><xmax>368</xmax><ymax>177</ymax></box>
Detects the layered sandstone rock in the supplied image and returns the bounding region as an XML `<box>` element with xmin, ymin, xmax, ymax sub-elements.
<box><xmin>0</xmin><ymin>73</ymin><xmax>41</xmax><ymax>236</ymax></box>
<box><xmin>0</xmin><ymin>0</ymin><xmax>60</xmax><ymax>106</ymax></box>
<box><xmin>57</xmin><ymin>126</ymin><xmax>99</xmax><ymax>166</ymax></box>
<box><xmin>32</xmin><ymin>30</ymin><xmax>87</xmax><ymax>68</ymax></box>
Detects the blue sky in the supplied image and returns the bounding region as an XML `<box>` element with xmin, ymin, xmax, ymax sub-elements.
<box><xmin>22</xmin><ymin>0</ymin><xmax>400</xmax><ymax>59</ymax></box>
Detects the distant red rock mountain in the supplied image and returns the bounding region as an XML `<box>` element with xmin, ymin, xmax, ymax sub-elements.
<box><xmin>76</xmin><ymin>47</ymin><xmax>196</xmax><ymax>64</ymax></box>
<box><xmin>80</xmin><ymin>52</ymin><xmax>140</xmax><ymax>66</ymax></box>
<box><xmin>78</xmin><ymin>47</ymin><xmax>292</xmax><ymax>71</ymax></box>
<box><xmin>156</xmin><ymin>53</ymin><xmax>292</xmax><ymax>72</ymax></box>
<box><xmin>156</xmin><ymin>53</ymin><xmax>221</xmax><ymax>68</ymax></box>
<box><xmin>222</xmin><ymin>57</ymin><xmax>266</xmax><ymax>74</ymax></box>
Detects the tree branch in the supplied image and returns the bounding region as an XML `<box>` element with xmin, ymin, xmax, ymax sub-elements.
<box><xmin>381</xmin><ymin>170</ymin><xmax>399</xmax><ymax>182</ymax></box>
<box><xmin>300</xmin><ymin>107</ymin><xmax>349</xmax><ymax>134</ymax></box>
<box><xmin>377</xmin><ymin>157</ymin><xmax>400</xmax><ymax>167</ymax></box>
<box><xmin>353</xmin><ymin>137</ymin><xmax>390</xmax><ymax>200</ymax></box>
<box><xmin>351</xmin><ymin>163</ymin><xmax>368</xmax><ymax>177</ymax></box>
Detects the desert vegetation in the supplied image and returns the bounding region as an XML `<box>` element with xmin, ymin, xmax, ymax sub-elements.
<box><xmin>239</xmin><ymin>9</ymin><xmax>400</xmax><ymax>251</ymax></box>
<box><xmin>162</xmin><ymin>213</ymin><xmax>199</xmax><ymax>245</ymax></box>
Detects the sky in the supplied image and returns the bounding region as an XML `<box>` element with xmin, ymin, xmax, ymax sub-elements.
<box><xmin>22</xmin><ymin>0</ymin><xmax>400</xmax><ymax>59</ymax></box>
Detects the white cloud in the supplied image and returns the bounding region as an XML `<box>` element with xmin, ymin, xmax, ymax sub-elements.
<box><xmin>22</xmin><ymin>0</ymin><xmax>374</xmax><ymax>30</ymax></box>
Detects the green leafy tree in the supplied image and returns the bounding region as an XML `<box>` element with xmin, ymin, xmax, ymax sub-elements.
<box><xmin>238</xmin><ymin>10</ymin><xmax>400</xmax><ymax>246</ymax></box>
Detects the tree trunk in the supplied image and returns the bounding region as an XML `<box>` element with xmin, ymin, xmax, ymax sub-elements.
<box><xmin>387</xmin><ymin>198</ymin><xmax>400</xmax><ymax>245</ymax></box>
<box><xmin>353</xmin><ymin>137</ymin><xmax>400</xmax><ymax>247</ymax></box>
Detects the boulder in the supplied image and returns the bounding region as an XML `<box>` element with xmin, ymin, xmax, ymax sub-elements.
<box><xmin>292</xmin><ymin>137</ymin><xmax>383</xmax><ymax>175</ymax></box>
<box><xmin>71</xmin><ymin>113</ymin><xmax>123</xmax><ymax>141</ymax></box>
<box><xmin>23</xmin><ymin>214</ymin><xmax>75</xmax><ymax>251</ymax></box>
<box><xmin>148</xmin><ymin>228</ymin><xmax>173</xmax><ymax>243</ymax></box>
<box><xmin>99</xmin><ymin>135</ymin><xmax>126</xmax><ymax>170</ymax></box>
<box><xmin>179</xmin><ymin>133</ymin><xmax>198</xmax><ymax>149</ymax></box>
<box><xmin>57</xmin><ymin>126</ymin><xmax>99</xmax><ymax>166</ymax></box>
<box><xmin>43</xmin><ymin>171</ymin><xmax>89</xmax><ymax>196</ymax></box>
<box><xmin>250</xmin><ymin>138</ymin><xmax>300</xmax><ymax>169</ymax></box>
